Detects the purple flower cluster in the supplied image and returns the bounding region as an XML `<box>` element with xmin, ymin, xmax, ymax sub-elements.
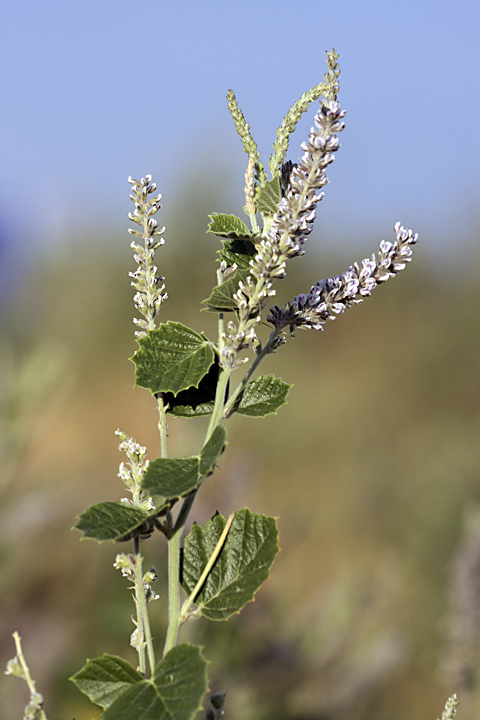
<box><xmin>267</xmin><ymin>223</ymin><xmax>418</xmax><ymax>334</ymax></box>
<box><xmin>262</xmin><ymin>101</ymin><xmax>346</xmax><ymax>264</ymax></box>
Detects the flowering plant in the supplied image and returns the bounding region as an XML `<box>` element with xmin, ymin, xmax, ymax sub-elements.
<box><xmin>6</xmin><ymin>49</ymin><xmax>439</xmax><ymax>720</ymax></box>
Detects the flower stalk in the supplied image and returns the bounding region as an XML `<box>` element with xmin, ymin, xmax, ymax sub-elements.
<box><xmin>5</xmin><ymin>632</ymin><xmax>48</xmax><ymax>720</ymax></box>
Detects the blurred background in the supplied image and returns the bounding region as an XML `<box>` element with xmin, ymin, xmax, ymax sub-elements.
<box><xmin>1</xmin><ymin>1</ymin><xmax>480</xmax><ymax>719</ymax></box>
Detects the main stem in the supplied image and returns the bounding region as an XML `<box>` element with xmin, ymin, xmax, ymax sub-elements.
<box><xmin>163</xmin><ymin>527</ymin><xmax>182</xmax><ymax>655</ymax></box>
<box><xmin>164</xmin><ymin>294</ymin><xmax>231</xmax><ymax>655</ymax></box>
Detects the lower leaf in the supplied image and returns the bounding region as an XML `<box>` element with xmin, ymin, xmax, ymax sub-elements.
<box><xmin>72</xmin><ymin>645</ymin><xmax>208</xmax><ymax>720</ymax></box>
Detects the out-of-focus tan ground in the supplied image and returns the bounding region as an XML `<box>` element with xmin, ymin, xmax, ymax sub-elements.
<box><xmin>1</xmin><ymin>187</ymin><xmax>479</xmax><ymax>720</ymax></box>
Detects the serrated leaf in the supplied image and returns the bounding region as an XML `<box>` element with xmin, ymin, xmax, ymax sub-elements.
<box><xmin>256</xmin><ymin>176</ymin><xmax>281</xmax><ymax>216</ymax></box>
<box><xmin>142</xmin><ymin>456</ymin><xmax>200</xmax><ymax>499</ymax></box>
<box><xmin>164</xmin><ymin>358</ymin><xmax>220</xmax><ymax>418</ymax></box>
<box><xmin>152</xmin><ymin>643</ymin><xmax>208</xmax><ymax>720</ymax></box>
<box><xmin>201</xmin><ymin>269</ymin><xmax>250</xmax><ymax>313</ymax></box>
<box><xmin>199</xmin><ymin>426</ymin><xmax>227</xmax><ymax>476</ymax></box>
<box><xmin>132</xmin><ymin>322</ymin><xmax>215</xmax><ymax>396</ymax></box>
<box><xmin>207</xmin><ymin>213</ymin><xmax>251</xmax><ymax>239</ymax></box>
<box><xmin>182</xmin><ymin>509</ymin><xmax>279</xmax><ymax>621</ymax></box>
<box><xmin>75</xmin><ymin>645</ymin><xmax>208</xmax><ymax>720</ymax></box>
<box><xmin>234</xmin><ymin>374</ymin><xmax>292</xmax><ymax>417</ymax></box>
<box><xmin>74</xmin><ymin>502</ymin><xmax>149</xmax><ymax>543</ymax></box>
<box><xmin>70</xmin><ymin>655</ymin><xmax>142</xmax><ymax>709</ymax></box>
<box><xmin>218</xmin><ymin>236</ymin><xmax>257</xmax><ymax>270</ymax></box>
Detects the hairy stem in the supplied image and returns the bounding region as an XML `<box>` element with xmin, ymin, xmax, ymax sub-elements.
<box><xmin>133</xmin><ymin>536</ymin><xmax>156</xmax><ymax>676</ymax></box>
<box><xmin>163</xmin><ymin>528</ymin><xmax>182</xmax><ymax>656</ymax></box>
<box><xmin>224</xmin><ymin>327</ymin><xmax>282</xmax><ymax>417</ymax></box>
<box><xmin>157</xmin><ymin>394</ymin><xmax>168</xmax><ymax>458</ymax></box>
<box><xmin>12</xmin><ymin>632</ymin><xmax>48</xmax><ymax>720</ymax></box>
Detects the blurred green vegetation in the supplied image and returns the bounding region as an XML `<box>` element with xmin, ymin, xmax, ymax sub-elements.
<box><xmin>1</xmin><ymin>176</ymin><xmax>479</xmax><ymax>720</ymax></box>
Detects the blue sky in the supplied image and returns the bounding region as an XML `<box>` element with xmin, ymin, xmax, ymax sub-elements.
<box><xmin>1</xmin><ymin>0</ymin><xmax>480</xmax><ymax>263</ymax></box>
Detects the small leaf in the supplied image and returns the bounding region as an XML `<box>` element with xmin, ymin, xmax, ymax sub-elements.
<box><xmin>207</xmin><ymin>213</ymin><xmax>252</xmax><ymax>239</ymax></box>
<box><xmin>164</xmin><ymin>358</ymin><xmax>220</xmax><ymax>418</ymax></box>
<box><xmin>256</xmin><ymin>176</ymin><xmax>281</xmax><ymax>216</ymax></box>
<box><xmin>74</xmin><ymin>502</ymin><xmax>149</xmax><ymax>543</ymax></box>
<box><xmin>142</xmin><ymin>456</ymin><xmax>200</xmax><ymax>499</ymax></box>
<box><xmin>202</xmin><ymin>269</ymin><xmax>250</xmax><ymax>313</ymax></box>
<box><xmin>103</xmin><ymin>644</ymin><xmax>208</xmax><ymax>720</ymax></box>
<box><xmin>199</xmin><ymin>426</ymin><xmax>227</xmax><ymax>476</ymax></box>
<box><xmin>218</xmin><ymin>237</ymin><xmax>257</xmax><ymax>269</ymax></box>
<box><xmin>70</xmin><ymin>655</ymin><xmax>142</xmax><ymax>709</ymax></box>
<box><xmin>182</xmin><ymin>508</ymin><xmax>279</xmax><ymax>621</ymax></box>
<box><xmin>132</xmin><ymin>322</ymin><xmax>215</xmax><ymax>396</ymax></box>
<box><xmin>234</xmin><ymin>374</ymin><xmax>292</xmax><ymax>417</ymax></box>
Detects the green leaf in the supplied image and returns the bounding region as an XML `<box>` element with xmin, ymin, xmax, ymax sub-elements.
<box><xmin>199</xmin><ymin>426</ymin><xmax>227</xmax><ymax>476</ymax></box>
<box><xmin>70</xmin><ymin>655</ymin><xmax>143</xmax><ymax>709</ymax></box>
<box><xmin>256</xmin><ymin>176</ymin><xmax>281</xmax><ymax>216</ymax></box>
<box><xmin>74</xmin><ymin>645</ymin><xmax>208</xmax><ymax>720</ymax></box>
<box><xmin>152</xmin><ymin>643</ymin><xmax>208</xmax><ymax>720</ymax></box>
<box><xmin>74</xmin><ymin>502</ymin><xmax>149</xmax><ymax>543</ymax></box>
<box><xmin>218</xmin><ymin>236</ymin><xmax>257</xmax><ymax>270</ymax></box>
<box><xmin>142</xmin><ymin>456</ymin><xmax>200</xmax><ymax>499</ymax></box>
<box><xmin>201</xmin><ymin>269</ymin><xmax>249</xmax><ymax>313</ymax></box>
<box><xmin>132</xmin><ymin>322</ymin><xmax>215</xmax><ymax>396</ymax></box>
<box><xmin>164</xmin><ymin>358</ymin><xmax>220</xmax><ymax>418</ymax></box>
<box><xmin>234</xmin><ymin>374</ymin><xmax>292</xmax><ymax>417</ymax></box>
<box><xmin>182</xmin><ymin>509</ymin><xmax>279</xmax><ymax>621</ymax></box>
<box><xmin>207</xmin><ymin>213</ymin><xmax>252</xmax><ymax>239</ymax></box>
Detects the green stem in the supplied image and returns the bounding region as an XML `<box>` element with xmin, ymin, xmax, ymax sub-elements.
<box><xmin>249</xmin><ymin>210</ymin><xmax>259</xmax><ymax>234</ymax></box>
<box><xmin>157</xmin><ymin>394</ymin><xmax>168</xmax><ymax>458</ymax></box>
<box><xmin>164</xmin><ymin>272</ymin><xmax>234</xmax><ymax>655</ymax></box>
<box><xmin>12</xmin><ymin>632</ymin><xmax>48</xmax><ymax>720</ymax></box>
<box><xmin>163</xmin><ymin>527</ymin><xmax>182</xmax><ymax>656</ymax></box>
<box><xmin>205</xmin><ymin>365</ymin><xmax>231</xmax><ymax>441</ymax></box>
<box><xmin>224</xmin><ymin>327</ymin><xmax>281</xmax><ymax>417</ymax></box>
<box><xmin>133</xmin><ymin>536</ymin><xmax>156</xmax><ymax>676</ymax></box>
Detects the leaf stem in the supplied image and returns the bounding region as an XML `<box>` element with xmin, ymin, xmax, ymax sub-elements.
<box><xmin>180</xmin><ymin>513</ymin><xmax>234</xmax><ymax>621</ymax></box>
<box><xmin>12</xmin><ymin>632</ymin><xmax>48</xmax><ymax>720</ymax></box>
<box><xmin>133</xmin><ymin>536</ymin><xmax>156</xmax><ymax>676</ymax></box>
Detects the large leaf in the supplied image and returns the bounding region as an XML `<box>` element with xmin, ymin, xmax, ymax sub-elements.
<box><xmin>218</xmin><ymin>236</ymin><xmax>257</xmax><ymax>270</ymax></box>
<box><xmin>199</xmin><ymin>426</ymin><xmax>227</xmax><ymax>476</ymax></box>
<box><xmin>142</xmin><ymin>456</ymin><xmax>200</xmax><ymax>499</ymax></box>
<box><xmin>201</xmin><ymin>269</ymin><xmax>250</xmax><ymax>313</ymax></box>
<box><xmin>74</xmin><ymin>502</ymin><xmax>150</xmax><ymax>543</ymax></box>
<box><xmin>163</xmin><ymin>358</ymin><xmax>220</xmax><ymax>418</ymax></box>
<box><xmin>70</xmin><ymin>655</ymin><xmax>143</xmax><ymax>709</ymax></box>
<box><xmin>72</xmin><ymin>645</ymin><xmax>208</xmax><ymax>720</ymax></box>
<box><xmin>234</xmin><ymin>374</ymin><xmax>292</xmax><ymax>417</ymax></box>
<box><xmin>132</xmin><ymin>322</ymin><xmax>215</xmax><ymax>396</ymax></box>
<box><xmin>207</xmin><ymin>213</ymin><xmax>251</xmax><ymax>239</ymax></box>
<box><xmin>182</xmin><ymin>509</ymin><xmax>279</xmax><ymax>621</ymax></box>
<box><xmin>256</xmin><ymin>176</ymin><xmax>281</xmax><ymax>216</ymax></box>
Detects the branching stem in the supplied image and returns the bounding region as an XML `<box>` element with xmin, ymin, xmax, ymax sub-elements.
<box><xmin>224</xmin><ymin>327</ymin><xmax>282</xmax><ymax>417</ymax></box>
